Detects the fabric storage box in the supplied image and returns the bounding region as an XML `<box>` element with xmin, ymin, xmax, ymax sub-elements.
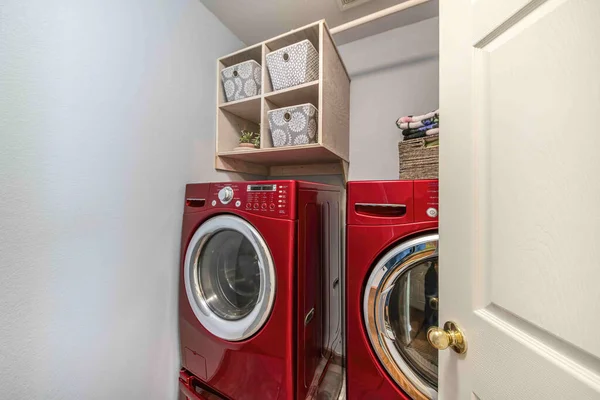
<box><xmin>266</xmin><ymin>40</ymin><xmax>319</xmax><ymax>91</ymax></box>
<box><xmin>398</xmin><ymin>135</ymin><xmax>439</xmax><ymax>179</ymax></box>
<box><xmin>221</xmin><ymin>60</ymin><xmax>262</xmax><ymax>102</ymax></box>
<box><xmin>268</xmin><ymin>103</ymin><xmax>318</xmax><ymax>147</ymax></box>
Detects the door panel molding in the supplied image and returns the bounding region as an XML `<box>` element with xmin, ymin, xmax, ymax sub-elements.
<box><xmin>475</xmin><ymin>0</ymin><xmax>568</xmax><ymax>49</ymax></box>
<box><xmin>477</xmin><ymin>304</ymin><xmax>600</xmax><ymax>385</ymax></box>
<box><xmin>441</xmin><ymin>0</ymin><xmax>600</xmax><ymax>397</ymax></box>
<box><xmin>472</xmin><ymin>0</ymin><xmax>600</xmax><ymax>359</ymax></box>
<box><xmin>473</xmin><ymin>305</ymin><xmax>600</xmax><ymax>399</ymax></box>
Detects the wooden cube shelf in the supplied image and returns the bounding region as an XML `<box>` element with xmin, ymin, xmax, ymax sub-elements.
<box><xmin>215</xmin><ymin>21</ymin><xmax>350</xmax><ymax>179</ymax></box>
<box><xmin>265</xmin><ymin>81</ymin><xmax>319</xmax><ymax>108</ymax></box>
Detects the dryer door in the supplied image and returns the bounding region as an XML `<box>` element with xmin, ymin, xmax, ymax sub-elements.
<box><xmin>184</xmin><ymin>215</ymin><xmax>276</xmax><ymax>342</ymax></box>
<box><xmin>364</xmin><ymin>234</ymin><xmax>439</xmax><ymax>400</ymax></box>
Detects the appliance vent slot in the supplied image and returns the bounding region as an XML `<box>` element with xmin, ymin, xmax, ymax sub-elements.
<box><xmin>336</xmin><ymin>0</ymin><xmax>373</xmax><ymax>11</ymax></box>
<box><xmin>186</xmin><ymin>198</ymin><xmax>206</xmax><ymax>208</ymax></box>
<box><xmin>355</xmin><ymin>203</ymin><xmax>407</xmax><ymax>218</ymax></box>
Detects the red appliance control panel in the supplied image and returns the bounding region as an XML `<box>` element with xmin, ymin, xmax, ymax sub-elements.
<box><xmin>347</xmin><ymin>179</ymin><xmax>438</xmax><ymax>225</ymax></box>
<box><xmin>414</xmin><ymin>179</ymin><xmax>439</xmax><ymax>222</ymax></box>
<box><xmin>205</xmin><ymin>181</ymin><xmax>293</xmax><ymax>218</ymax></box>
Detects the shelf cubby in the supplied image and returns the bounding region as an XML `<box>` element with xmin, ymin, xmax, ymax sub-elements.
<box><xmin>217</xmin><ymin>44</ymin><xmax>263</xmax><ymax>105</ymax></box>
<box><xmin>215</xmin><ymin>20</ymin><xmax>350</xmax><ymax>179</ymax></box>
<box><xmin>219</xmin><ymin>95</ymin><xmax>261</xmax><ymax>123</ymax></box>
<box><xmin>216</xmin><ymin>108</ymin><xmax>260</xmax><ymax>154</ymax></box>
<box><xmin>264</xmin><ymin>80</ymin><xmax>319</xmax><ymax>108</ymax></box>
<box><xmin>262</xmin><ymin>23</ymin><xmax>321</xmax><ymax>95</ymax></box>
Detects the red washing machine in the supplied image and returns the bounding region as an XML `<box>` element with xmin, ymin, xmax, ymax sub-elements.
<box><xmin>346</xmin><ymin>180</ymin><xmax>439</xmax><ymax>400</ymax></box>
<box><xmin>179</xmin><ymin>180</ymin><xmax>341</xmax><ymax>400</ymax></box>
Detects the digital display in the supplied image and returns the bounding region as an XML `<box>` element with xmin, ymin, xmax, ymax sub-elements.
<box><xmin>247</xmin><ymin>184</ymin><xmax>277</xmax><ymax>192</ymax></box>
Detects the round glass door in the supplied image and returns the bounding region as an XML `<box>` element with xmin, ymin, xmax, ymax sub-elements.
<box><xmin>363</xmin><ymin>234</ymin><xmax>439</xmax><ymax>400</ymax></box>
<box><xmin>184</xmin><ymin>215</ymin><xmax>275</xmax><ymax>342</ymax></box>
<box><xmin>198</xmin><ymin>229</ymin><xmax>261</xmax><ymax>320</ymax></box>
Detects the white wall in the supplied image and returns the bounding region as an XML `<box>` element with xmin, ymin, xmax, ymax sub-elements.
<box><xmin>0</xmin><ymin>1</ymin><xmax>243</xmax><ymax>399</ymax></box>
<box><xmin>339</xmin><ymin>17</ymin><xmax>439</xmax><ymax>181</ymax></box>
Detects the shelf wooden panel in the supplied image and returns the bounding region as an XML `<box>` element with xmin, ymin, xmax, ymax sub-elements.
<box><xmin>219</xmin><ymin>95</ymin><xmax>261</xmax><ymax>123</ymax></box>
<box><xmin>215</xmin><ymin>156</ymin><xmax>269</xmax><ymax>176</ymax></box>
<box><xmin>269</xmin><ymin>162</ymin><xmax>344</xmax><ymax>177</ymax></box>
<box><xmin>261</xmin><ymin>99</ymin><xmax>276</xmax><ymax>149</ymax></box>
<box><xmin>264</xmin><ymin>21</ymin><xmax>321</xmax><ymax>52</ymax></box>
<box><xmin>218</xmin><ymin>144</ymin><xmax>340</xmax><ymax>166</ymax></box>
<box><xmin>219</xmin><ymin>43</ymin><xmax>262</xmax><ymax>67</ymax></box>
<box><xmin>264</xmin><ymin>81</ymin><xmax>319</xmax><ymax>108</ymax></box>
<box><xmin>215</xmin><ymin>155</ymin><xmax>344</xmax><ymax>178</ymax></box>
<box><xmin>319</xmin><ymin>25</ymin><xmax>351</xmax><ymax>162</ymax></box>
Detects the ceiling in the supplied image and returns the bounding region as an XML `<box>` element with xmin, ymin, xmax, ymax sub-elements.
<box><xmin>199</xmin><ymin>0</ymin><xmax>439</xmax><ymax>46</ymax></box>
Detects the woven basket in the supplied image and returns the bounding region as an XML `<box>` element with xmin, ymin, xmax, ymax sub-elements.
<box><xmin>398</xmin><ymin>135</ymin><xmax>439</xmax><ymax>180</ymax></box>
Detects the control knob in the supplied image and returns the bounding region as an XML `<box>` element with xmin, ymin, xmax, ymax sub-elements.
<box><xmin>218</xmin><ymin>187</ymin><xmax>234</xmax><ymax>205</ymax></box>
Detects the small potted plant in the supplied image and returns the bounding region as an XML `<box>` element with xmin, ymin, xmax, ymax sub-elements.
<box><xmin>251</xmin><ymin>134</ymin><xmax>260</xmax><ymax>149</ymax></box>
<box><xmin>235</xmin><ymin>129</ymin><xmax>260</xmax><ymax>151</ymax></box>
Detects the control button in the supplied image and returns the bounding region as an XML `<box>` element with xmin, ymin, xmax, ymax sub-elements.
<box><xmin>218</xmin><ymin>186</ymin><xmax>234</xmax><ymax>205</ymax></box>
<box><xmin>269</xmin><ymin>204</ymin><xmax>275</xmax><ymax>210</ymax></box>
<box><xmin>235</xmin><ymin>200</ymin><xmax>241</xmax><ymax>207</ymax></box>
<box><xmin>211</xmin><ymin>200</ymin><xmax>217</xmax><ymax>206</ymax></box>
<box><xmin>427</xmin><ymin>207</ymin><xmax>438</xmax><ymax>218</ymax></box>
<box><xmin>246</xmin><ymin>203</ymin><xmax>252</xmax><ymax>209</ymax></box>
<box><xmin>253</xmin><ymin>203</ymin><xmax>259</xmax><ymax>209</ymax></box>
<box><xmin>261</xmin><ymin>203</ymin><xmax>267</xmax><ymax>209</ymax></box>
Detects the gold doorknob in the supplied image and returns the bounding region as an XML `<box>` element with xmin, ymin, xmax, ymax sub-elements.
<box><xmin>428</xmin><ymin>297</ymin><xmax>439</xmax><ymax>310</ymax></box>
<box><xmin>427</xmin><ymin>321</ymin><xmax>467</xmax><ymax>354</ymax></box>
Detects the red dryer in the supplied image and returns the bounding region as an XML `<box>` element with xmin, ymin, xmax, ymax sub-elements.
<box><xmin>346</xmin><ymin>180</ymin><xmax>439</xmax><ymax>400</ymax></box>
<box><xmin>179</xmin><ymin>180</ymin><xmax>340</xmax><ymax>400</ymax></box>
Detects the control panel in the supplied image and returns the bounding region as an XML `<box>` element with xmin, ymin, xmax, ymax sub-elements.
<box><xmin>414</xmin><ymin>180</ymin><xmax>439</xmax><ymax>222</ymax></box>
<box><xmin>207</xmin><ymin>182</ymin><xmax>292</xmax><ymax>217</ymax></box>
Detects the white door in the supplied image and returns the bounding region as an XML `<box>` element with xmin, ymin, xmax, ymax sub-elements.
<box><xmin>439</xmin><ymin>0</ymin><xmax>600</xmax><ymax>399</ymax></box>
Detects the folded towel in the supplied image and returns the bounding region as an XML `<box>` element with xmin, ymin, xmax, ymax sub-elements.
<box><xmin>402</xmin><ymin>123</ymin><xmax>439</xmax><ymax>136</ymax></box>
<box><xmin>404</xmin><ymin>131</ymin><xmax>427</xmax><ymax>140</ymax></box>
<box><xmin>397</xmin><ymin>115</ymin><xmax>439</xmax><ymax>130</ymax></box>
<box><xmin>397</xmin><ymin>109</ymin><xmax>439</xmax><ymax>125</ymax></box>
<box><xmin>426</xmin><ymin>127</ymin><xmax>439</xmax><ymax>135</ymax></box>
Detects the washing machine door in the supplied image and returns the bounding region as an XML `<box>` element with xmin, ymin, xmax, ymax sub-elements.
<box><xmin>364</xmin><ymin>234</ymin><xmax>439</xmax><ymax>400</ymax></box>
<box><xmin>184</xmin><ymin>214</ymin><xmax>276</xmax><ymax>342</ymax></box>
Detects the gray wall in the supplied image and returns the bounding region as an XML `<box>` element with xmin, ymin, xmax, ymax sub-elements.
<box><xmin>340</xmin><ymin>17</ymin><xmax>439</xmax><ymax>181</ymax></box>
<box><xmin>0</xmin><ymin>1</ymin><xmax>243</xmax><ymax>399</ymax></box>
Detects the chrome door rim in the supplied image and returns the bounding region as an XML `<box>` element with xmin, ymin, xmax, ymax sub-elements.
<box><xmin>363</xmin><ymin>234</ymin><xmax>439</xmax><ymax>400</ymax></box>
<box><xmin>184</xmin><ymin>215</ymin><xmax>276</xmax><ymax>342</ymax></box>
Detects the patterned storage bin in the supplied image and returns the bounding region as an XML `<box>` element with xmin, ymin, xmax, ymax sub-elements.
<box><xmin>268</xmin><ymin>103</ymin><xmax>318</xmax><ymax>147</ymax></box>
<box><xmin>398</xmin><ymin>135</ymin><xmax>439</xmax><ymax>179</ymax></box>
<box><xmin>221</xmin><ymin>60</ymin><xmax>262</xmax><ymax>102</ymax></box>
<box><xmin>266</xmin><ymin>40</ymin><xmax>319</xmax><ymax>91</ymax></box>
